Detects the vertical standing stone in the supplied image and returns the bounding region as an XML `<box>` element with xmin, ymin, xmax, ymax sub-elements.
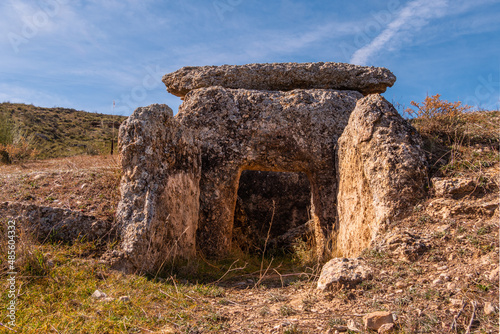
<box><xmin>113</xmin><ymin>104</ymin><xmax>201</xmax><ymax>273</ymax></box>
<box><xmin>336</xmin><ymin>95</ymin><xmax>427</xmax><ymax>257</ymax></box>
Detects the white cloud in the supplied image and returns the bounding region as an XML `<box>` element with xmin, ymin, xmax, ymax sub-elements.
<box><xmin>350</xmin><ymin>0</ymin><xmax>449</xmax><ymax>65</ymax></box>
<box><xmin>0</xmin><ymin>83</ymin><xmax>73</xmax><ymax>108</ymax></box>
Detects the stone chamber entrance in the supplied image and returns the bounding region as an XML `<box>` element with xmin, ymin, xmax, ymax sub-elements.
<box><xmin>232</xmin><ymin>170</ymin><xmax>312</xmax><ymax>256</ymax></box>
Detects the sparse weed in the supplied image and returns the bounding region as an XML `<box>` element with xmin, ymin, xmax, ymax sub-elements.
<box><xmin>259</xmin><ymin>306</ymin><xmax>270</xmax><ymax>317</ymax></box>
<box><xmin>476</xmin><ymin>226</ymin><xmax>491</xmax><ymax>236</ymax></box>
<box><xmin>283</xmin><ymin>324</ymin><xmax>303</xmax><ymax>334</ymax></box>
<box><xmin>328</xmin><ymin>318</ymin><xmax>346</xmax><ymax>327</ymax></box>
<box><xmin>280</xmin><ymin>304</ymin><xmax>296</xmax><ymax>317</ymax></box>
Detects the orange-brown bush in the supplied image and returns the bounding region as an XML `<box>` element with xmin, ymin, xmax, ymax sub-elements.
<box><xmin>0</xmin><ymin>138</ymin><xmax>38</xmax><ymax>164</ymax></box>
<box><xmin>407</xmin><ymin>94</ymin><xmax>499</xmax><ymax>176</ymax></box>
<box><xmin>406</xmin><ymin>94</ymin><xmax>471</xmax><ymax>145</ymax></box>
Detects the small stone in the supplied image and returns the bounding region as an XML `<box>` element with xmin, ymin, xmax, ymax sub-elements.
<box><xmin>433</xmin><ymin>278</ymin><xmax>443</xmax><ymax>285</ymax></box>
<box><xmin>119</xmin><ymin>296</ymin><xmax>130</xmax><ymax>302</ymax></box>
<box><xmin>439</xmin><ymin>274</ymin><xmax>451</xmax><ymax>282</ymax></box>
<box><xmin>364</xmin><ymin>311</ymin><xmax>394</xmax><ymax>331</ymax></box>
<box><xmin>378</xmin><ymin>323</ymin><xmax>395</xmax><ymax>334</ymax></box>
<box><xmin>33</xmin><ymin>174</ymin><xmax>44</xmax><ymax>181</ymax></box>
<box><xmin>395</xmin><ymin>281</ymin><xmax>406</xmax><ymax>288</ymax></box>
<box><xmin>347</xmin><ymin>319</ymin><xmax>361</xmax><ymax>332</ymax></box>
<box><xmin>437</xmin><ymin>266</ymin><xmax>448</xmax><ymax>271</ymax></box>
<box><xmin>446</xmin><ymin>282</ymin><xmax>457</xmax><ymax>291</ymax></box>
<box><xmin>484</xmin><ymin>302</ymin><xmax>496</xmax><ymax>315</ymax></box>
<box><xmin>488</xmin><ymin>268</ymin><xmax>499</xmax><ymax>283</ymax></box>
<box><xmin>91</xmin><ymin>289</ymin><xmax>107</xmax><ymax>299</ymax></box>
<box><xmin>102</xmin><ymin>297</ymin><xmax>115</xmax><ymax>302</ymax></box>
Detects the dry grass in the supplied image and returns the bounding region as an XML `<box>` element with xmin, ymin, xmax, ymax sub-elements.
<box><xmin>406</xmin><ymin>95</ymin><xmax>500</xmax><ymax>177</ymax></box>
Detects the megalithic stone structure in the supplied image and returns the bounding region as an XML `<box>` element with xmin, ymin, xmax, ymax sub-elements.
<box><xmin>105</xmin><ymin>62</ymin><xmax>426</xmax><ymax>274</ymax></box>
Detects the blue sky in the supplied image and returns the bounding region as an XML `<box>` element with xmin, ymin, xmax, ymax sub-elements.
<box><xmin>0</xmin><ymin>0</ymin><xmax>499</xmax><ymax>116</ymax></box>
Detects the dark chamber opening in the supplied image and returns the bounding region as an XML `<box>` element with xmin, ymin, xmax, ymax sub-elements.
<box><xmin>232</xmin><ymin>170</ymin><xmax>312</xmax><ymax>255</ymax></box>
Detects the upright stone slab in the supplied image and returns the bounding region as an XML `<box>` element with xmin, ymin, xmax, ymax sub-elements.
<box><xmin>111</xmin><ymin>104</ymin><xmax>201</xmax><ymax>273</ymax></box>
<box><xmin>336</xmin><ymin>95</ymin><xmax>427</xmax><ymax>257</ymax></box>
<box><xmin>163</xmin><ymin>62</ymin><xmax>396</xmax><ymax>97</ymax></box>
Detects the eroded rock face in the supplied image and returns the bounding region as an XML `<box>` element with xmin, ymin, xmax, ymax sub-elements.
<box><xmin>0</xmin><ymin>202</ymin><xmax>114</xmax><ymax>241</ymax></box>
<box><xmin>177</xmin><ymin>87</ymin><xmax>363</xmax><ymax>257</ymax></box>
<box><xmin>163</xmin><ymin>62</ymin><xmax>396</xmax><ymax>98</ymax></box>
<box><xmin>336</xmin><ymin>95</ymin><xmax>427</xmax><ymax>257</ymax></box>
<box><xmin>114</xmin><ymin>104</ymin><xmax>201</xmax><ymax>273</ymax></box>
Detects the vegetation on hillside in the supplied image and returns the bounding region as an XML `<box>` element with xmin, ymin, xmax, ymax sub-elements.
<box><xmin>0</xmin><ymin>103</ymin><xmax>127</xmax><ymax>163</ymax></box>
<box><xmin>406</xmin><ymin>94</ymin><xmax>499</xmax><ymax>177</ymax></box>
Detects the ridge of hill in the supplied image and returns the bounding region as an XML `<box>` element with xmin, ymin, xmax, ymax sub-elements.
<box><xmin>0</xmin><ymin>102</ymin><xmax>127</xmax><ymax>159</ymax></box>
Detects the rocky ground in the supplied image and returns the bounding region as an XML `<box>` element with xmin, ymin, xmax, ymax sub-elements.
<box><xmin>0</xmin><ymin>155</ymin><xmax>498</xmax><ymax>333</ymax></box>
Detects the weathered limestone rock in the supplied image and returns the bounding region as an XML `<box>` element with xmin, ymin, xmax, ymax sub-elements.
<box><xmin>317</xmin><ymin>257</ymin><xmax>373</xmax><ymax>290</ymax></box>
<box><xmin>177</xmin><ymin>87</ymin><xmax>363</xmax><ymax>257</ymax></box>
<box><xmin>336</xmin><ymin>94</ymin><xmax>427</xmax><ymax>257</ymax></box>
<box><xmin>0</xmin><ymin>201</ymin><xmax>114</xmax><ymax>242</ymax></box>
<box><xmin>432</xmin><ymin>177</ymin><xmax>476</xmax><ymax>197</ymax></box>
<box><xmin>163</xmin><ymin>62</ymin><xmax>396</xmax><ymax>98</ymax></box>
<box><xmin>363</xmin><ymin>312</ymin><xmax>395</xmax><ymax>331</ymax></box>
<box><xmin>112</xmin><ymin>104</ymin><xmax>201</xmax><ymax>273</ymax></box>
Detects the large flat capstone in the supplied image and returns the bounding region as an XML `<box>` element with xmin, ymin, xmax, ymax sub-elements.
<box><xmin>162</xmin><ymin>62</ymin><xmax>396</xmax><ymax>98</ymax></box>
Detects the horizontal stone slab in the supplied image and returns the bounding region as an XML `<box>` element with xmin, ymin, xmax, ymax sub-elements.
<box><xmin>162</xmin><ymin>62</ymin><xmax>396</xmax><ymax>97</ymax></box>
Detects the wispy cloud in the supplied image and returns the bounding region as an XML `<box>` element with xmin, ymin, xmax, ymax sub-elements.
<box><xmin>351</xmin><ymin>0</ymin><xmax>449</xmax><ymax>65</ymax></box>
<box><xmin>0</xmin><ymin>83</ymin><xmax>73</xmax><ymax>108</ymax></box>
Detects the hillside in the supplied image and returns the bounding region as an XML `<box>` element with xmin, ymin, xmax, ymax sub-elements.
<box><xmin>0</xmin><ymin>103</ymin><xmax>127</xmax><ymax>159</ymax></box>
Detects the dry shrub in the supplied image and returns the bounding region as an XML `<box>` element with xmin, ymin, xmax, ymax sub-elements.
<box><xmin>0</xmin><ymin>138</ymin><xmax>38</xmax><ymax>164</ymax></box>
<box><xmin>406</xmin><ymin>94</ymin><xmax>499</xmax><ymax>175</ymax></box>
<box><xmin>406</xmin><ymin>94</ymin><xmax>471</xmax><ymax>145</ymax></box>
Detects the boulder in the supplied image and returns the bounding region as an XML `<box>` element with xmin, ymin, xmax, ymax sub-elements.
<box><xmin>110</xmin><ymin>104</ymin><xmax>201</xmax><ymax>273</ymax></box>
<box><xmin>163</xmin><ymin>62</ymin><xmax>396</xmax><ymax>98</ymax></box>
<box><xmin>336</xmin><ymin>94</ymin><xmax>427</xmax><ymax>257</ymax></box>
<box><xmin>317</xmin><ymin>258</ymin><xmax>373</xmax><ymax>290</ymax></box>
